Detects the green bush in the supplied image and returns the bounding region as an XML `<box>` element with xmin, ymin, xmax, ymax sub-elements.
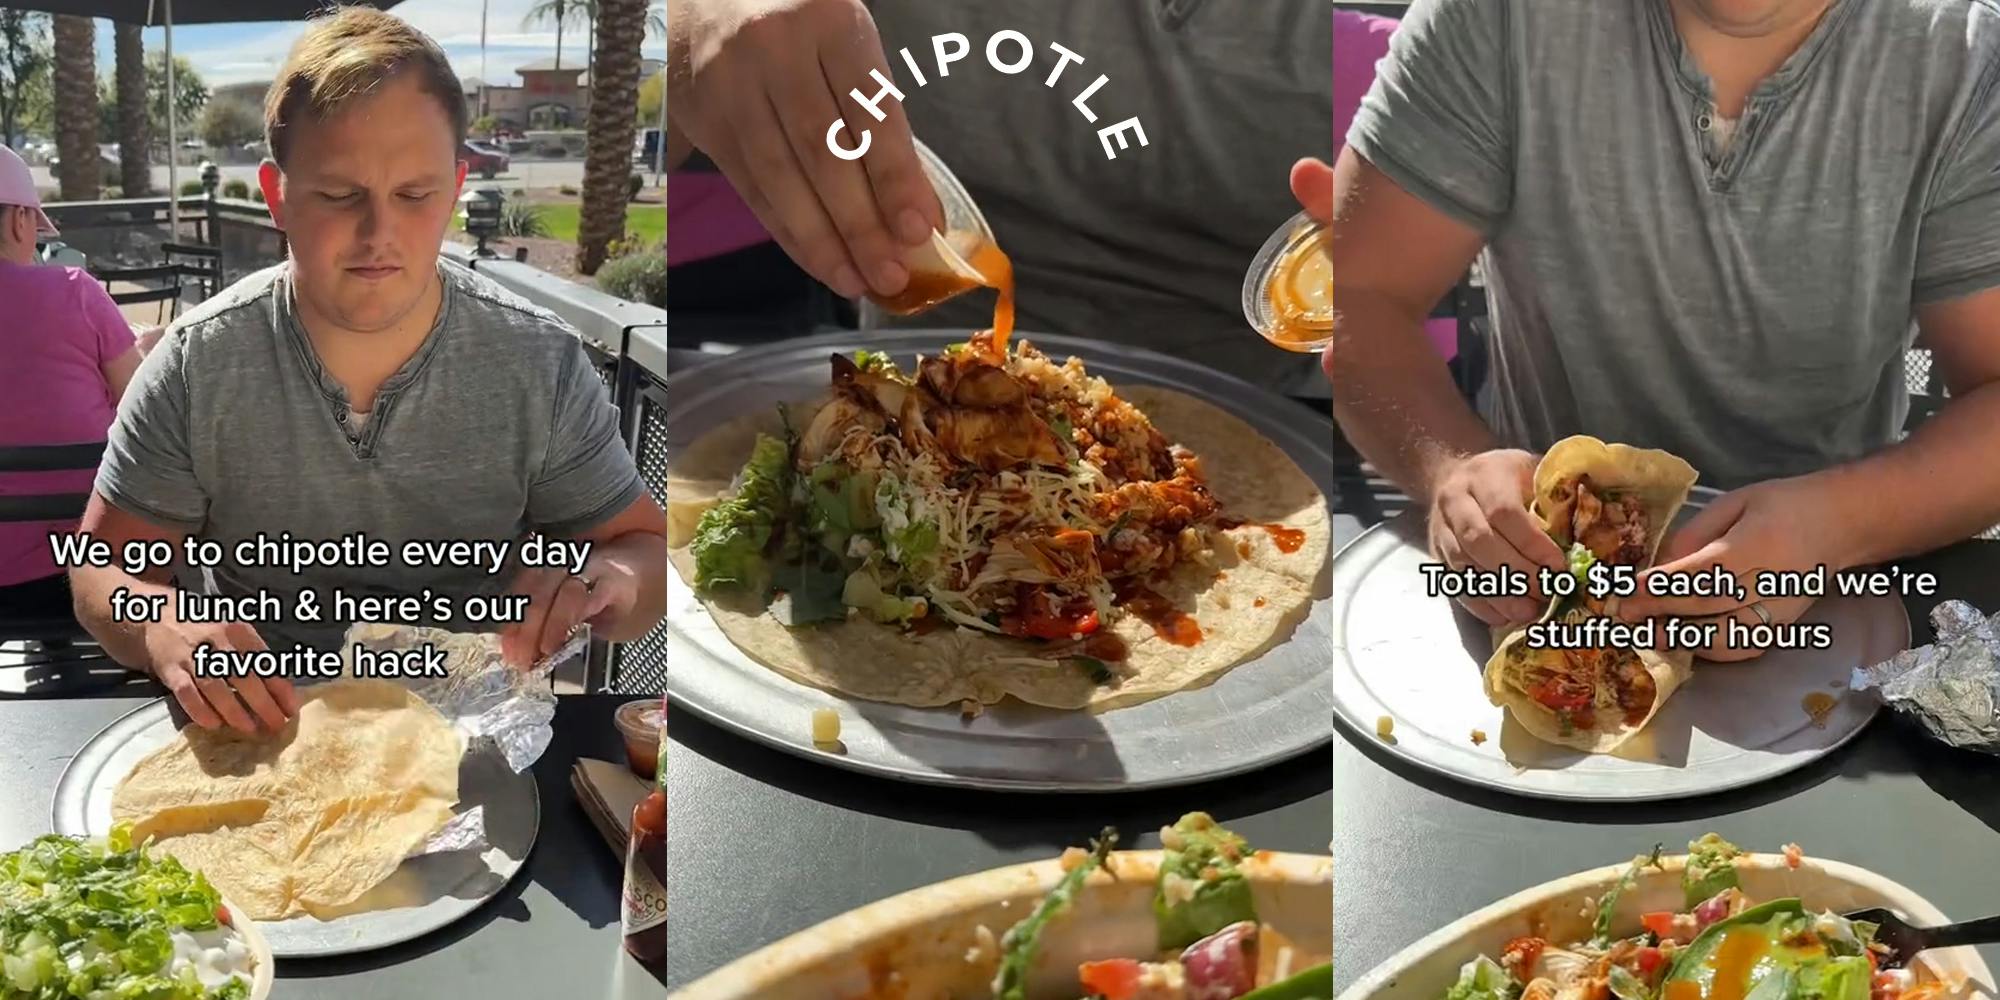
<box><xmin>179</xmin><ymin>180</ymin><xmax>204</xmax><ymax>196</ymax></box>
<box><xmin>222</xmin><ymin>178</ymin><xmax>251</xmax><ymax>199</ymax></box>
<box><xmin>559</xmin><ymin>184</ymin><xmax>579</xmax><ymax>196</ymax></box>
<box><xmin>496</xmin><ymin>201</ymin><xmax>547</xmax><ymax>239</ymax></box>
<box><xmin>596</xmin><ymin>247</ymin><xmax>665</xmax><ymax>308</ymax></box>
<box><xmin>252</xmin><ymin>187</ymin><xmax>265</xmax><ymax>203</ymax></box>
<box><xmin>628</xmin><ymin>173</ymin><xmax>643</xmax><ymax>202</ymax></box>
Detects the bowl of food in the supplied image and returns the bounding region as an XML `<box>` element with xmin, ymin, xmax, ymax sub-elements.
<box><xmin>1340</xmin><ymin>835</ymin><xmax>1996</xmax><ymax>1000</ymax></box>
<box><xmin>673</xmin><ymin>812</ymin><xmax>1331</xmax><ymax>999</ymax></box>
<box><xmin>0</xmin><ymin>826</ymin><xmax>274</xmax><ymax>1000</ymax></box>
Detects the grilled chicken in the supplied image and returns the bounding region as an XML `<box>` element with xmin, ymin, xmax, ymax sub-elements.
<box><xmin>1565</xmin><ymin>477</ymin><xmax>1649</xmax><ymax>564</ymax></box>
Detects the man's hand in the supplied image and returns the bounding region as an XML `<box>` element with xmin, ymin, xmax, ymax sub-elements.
<box><xmin>498</xmin><ymin>561</ymin><xmax>640</xmax><ymax>668</ymax></box>
<box><xmin>669</xmin><ymin>0</ymin><xmax>944</xmax><ymax>300</ymax></box>
<box><xmin>1427</xmin><ymin>449</ymin><xmax>1567</xmax><ymax>626</ymax></box>
<box><xmin>1618</xmin><ymin>474</ymin><xmax>1860</xmax><ymax>662</ymax></box>
<box><xmin>144</xmin><ymin>615</ymin><xmax>300</xmax><ymax>735</ymax></box>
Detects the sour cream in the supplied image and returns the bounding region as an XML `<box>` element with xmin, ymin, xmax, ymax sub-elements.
<box><xmin>168</xmin><ymin>926</ymin><xmax>256</xmax><ymax>990</ymax></box>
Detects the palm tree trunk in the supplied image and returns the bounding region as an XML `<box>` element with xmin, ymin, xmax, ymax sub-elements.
<box><xmin>51</xmin><ymin>15</ymin><xmax>98</xmax><ymax>201</ymax></box>
<box><xmin>575</xmin><ymin>0</ymin><xmax>641</xmax><ymax>275</ymax></box>
<box><xmin>552</xmin><ymin>0</ymin><xmax>564</xmax><ymax>74</ymax></box>
<box><xmin>114</xmin><ymin>21</ymin><xmax>151</xmax><ymax>196</ymax></box>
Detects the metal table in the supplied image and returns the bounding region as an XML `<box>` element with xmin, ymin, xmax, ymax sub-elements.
<box><xmin>1330</xmin><ymin>503</ymin><xmax>2000</xmax><ymax>994</ymax></box>
<box><xmin>662</xmin><ymin>337</ymin><xmax>1333</xmax><ymax>987</ymax></box>
<box><xmin>0</xmin><ymin>693</ymin><xmax>660</xmax><ymax>999</ymax></box>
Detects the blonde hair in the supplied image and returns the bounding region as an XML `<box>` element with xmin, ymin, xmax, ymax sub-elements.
<box><xmin>264</xmin><ymin>5</ymin><xmax>466</xmax><ymax>167</ymax></box>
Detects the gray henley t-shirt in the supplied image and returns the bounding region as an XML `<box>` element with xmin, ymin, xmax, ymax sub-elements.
<box><xmin>95</xmin><ymin>259</ymin><xmax>648</xmax><ymax>655</ymax></box>
<box><xmin>1347</xmin><ymin>0</ymin><xmax>2000</xmax><ymax>489</ymax></box>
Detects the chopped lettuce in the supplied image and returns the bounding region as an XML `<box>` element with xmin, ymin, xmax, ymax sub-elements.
<box><xmin>1567</xmin><ymin>541</ymin><xmax>1597</xmax><ymax>582</ymax></box>
<box><xmin>0</xmin><ymin>827</ymin><xmax>249</xmax><ymax>1000</ymax></box>
<box><xmin>852</xmin><ymin>348</ymin><xmax>899</xmax><ymax>375</ymax></box>
<box><xmin>1444</xmin><ymin>955</ymin><xmax>1520</xmax><ymax>1000</ymax></box>
<box><xmin>1666</xmin><ymin>900</ymin><xmax>1874</xmax><ymax>1000</ymax></box>
<box><xmin>806</xmin><ymin>461</ymin><xmax>880</xmax><ymax>552</ymax></box>
<box><xmin>992</xmin><ymin>829</ymin><xmax>1117</xmax><ymax>1000</ymax></box>
<box><xmin>872</xmin><ymin>475</ymin><xmax>940</xmax><ymax>570</ymax></box>
<box><xmin>1683</xmin><ymin>833</ymin><xmax>1743</xmax><ymax>910</ymax></box>
<box><xmin>1154</xmin><ymin>812</ymin><xmax>1257</xmax><ymax>950</ymax></box>
<box><xmin>842</xmin><ymin>569</ymin><xmax>926</xmax><ymax>625</ymax></box>
<box><xmin>1593</xmin><ymin>844</ymin><xmax>1664</xmax><ymax>947</ymax></box>
<box><xmin>690</xmin><ymin>433</ymin><xmax>793</xmax><ymax>593</ymax></box>
<box><xmin>768</xmin><ymin>548</ymin><xmax>848</xmax><ymax>627</ymax></box>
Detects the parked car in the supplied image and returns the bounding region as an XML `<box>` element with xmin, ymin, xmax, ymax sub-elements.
<box><xmin>47</xmin><ymin>146</ymin><xmax>121</xmax><ymax>186</ymax></box>
<box><xmin>459</xmin><ymin>141</ymin><xmax>510</xmax><ymax>178</ymax></box>
<box><xmin>633</xmin><ymin>127</ymin><xmax>663</xmax><ymax>170</ymax></box>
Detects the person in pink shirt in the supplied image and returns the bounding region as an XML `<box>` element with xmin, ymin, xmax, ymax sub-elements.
<box><xmin>0</xmin><ymin>145</ymin><xmax>144</xmax><ymax>624</ymax></box>
<box><xmin>1334</xmin><ymin>7</ymin><xmax>1459</xmax><ymax>367</ymax></box>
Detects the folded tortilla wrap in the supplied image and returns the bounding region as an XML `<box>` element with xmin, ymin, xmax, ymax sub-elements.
<box><xmin>1532</xmin><ymin>435</ymin><xmax>1698</xmax><ymax>569</ymax></box>
<box><xmin>1483</xmin><ymin>616</ymin><xmax>1696</xmax><ymax>753</ymax></box>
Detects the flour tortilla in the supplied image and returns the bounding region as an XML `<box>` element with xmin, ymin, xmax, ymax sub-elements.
<box><xmin>112</xmin><ymin>678</ymin><xmax>462</xmax><ymax>920</ymax></box>
<box><xmin>666</xmin><ymin>384</ymin><xmax>1329</xmax><ymax>712</ymax></box>
<box><xmin>1482</xmin><ymin>625</ymin><xmax>1695</xmax><ymax>753</ymax></box>
<box><xmin>1532</xmin><ymin>435</ymin><xmax>1698</xmax><ymax>568</ymax></box>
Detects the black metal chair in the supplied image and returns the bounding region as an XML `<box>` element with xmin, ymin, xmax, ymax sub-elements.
<box><xmin>91</xmin><ymin>263</ymin><xmax>185</xmax><ymax>325</ymax></box>
<box><xmin>0</xmin><ymin>442</ymin><xmax>132</xmax><ymax>697</ymax></box>
<box><xmin>162</xmin><ymin>241</ymin><xmax>223</xmax><ymax>301</ymax></box>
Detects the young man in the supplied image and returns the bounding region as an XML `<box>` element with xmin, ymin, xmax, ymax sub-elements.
<box><xmin>0</xmin><ymin>145</ymin><xmax>143</xmax><ymax>623</ymax></box>
<box><xmin>70</xmin><ymin>8</ymin><xmax>670</xmax><ymax>732</ymax></box>
<box><xmin>1334</xmin><ymin>0</ymin><xmax>2000</xmax><ymax>658</ymax></box>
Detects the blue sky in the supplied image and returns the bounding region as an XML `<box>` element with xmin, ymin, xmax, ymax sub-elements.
<box><xmin>88</xmin><ymin>0</ymin><xmax>665</xmax><ymax>89</ymax></box>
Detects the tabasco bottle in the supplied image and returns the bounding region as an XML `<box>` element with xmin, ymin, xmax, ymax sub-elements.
<box><xmin>622</xmin><ymin>696</ymin><xmax>665</xmax><ymax>969</ymax></box>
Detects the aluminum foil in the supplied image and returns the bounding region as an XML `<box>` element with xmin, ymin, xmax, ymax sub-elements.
<box><xmin>340</xmin><ymin>621</ymin><xmax>589</xmax><ymax>856</ymax></box>
<box><xmin>1851</xmin><ymin>600</ymin><xmax>2000</xmax><ymax>753</ymax></box>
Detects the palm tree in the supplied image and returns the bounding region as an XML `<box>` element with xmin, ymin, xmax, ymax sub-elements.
<box><xmin>114</xmin><ymin>21</ymin><xmax>150</xmax><ymax>196</ymax></box>
<box><xmin>575</xmin><ymin>0</ymin><xmax>642</xmax><ymax>275</ymax></box>
<box><xmin>523</xmin><ymin>0</ymin><xmax>586</xmax><ymax>75</ymax></box>
<box><xmin>51</xmin><ymin>15</ymin><xmax>98</xmax><ymax>201</ymax></box>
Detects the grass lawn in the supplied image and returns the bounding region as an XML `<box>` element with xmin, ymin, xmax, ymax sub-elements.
<box><xmin>532</xmin><ymin>203</ymin><xmax>665</xmax><ymax>245</ymax></box>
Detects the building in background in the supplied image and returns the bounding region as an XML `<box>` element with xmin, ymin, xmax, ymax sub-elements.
<box><xmin>470</xmin><ymin>57</ymin><xmax>663</xmax><ymax>135</ymax></box>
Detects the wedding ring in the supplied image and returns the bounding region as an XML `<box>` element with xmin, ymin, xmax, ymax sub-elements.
<box><xmin>1748</xmin><ymin>601</ymin><xmax>1772</xmax><ymax>625</ymax></box>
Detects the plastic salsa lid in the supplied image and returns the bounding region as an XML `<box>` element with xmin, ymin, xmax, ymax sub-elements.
<box><xmin>1241</xmin><ymin>210</ymin><xmax>1332</xmax><ymax>354</ymax></box>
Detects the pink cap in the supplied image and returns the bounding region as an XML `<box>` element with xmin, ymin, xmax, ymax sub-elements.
<box><xmin>0</xmin><ymin>145</ymin><xmax>59</xmax><ymax>237</ymax></box>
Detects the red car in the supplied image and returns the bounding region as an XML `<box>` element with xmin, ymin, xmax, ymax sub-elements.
<box><xmin>459</xmin><ymin>141</ymin><xmax>510</xmax><ymax>178</ymax></box>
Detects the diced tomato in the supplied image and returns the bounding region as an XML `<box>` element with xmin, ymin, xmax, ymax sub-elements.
<box><xmin>1528</xmin><ymin>678</ymin><xmax>1592</xmax><ymax>712</ymax></box>
<box><xmin>1008</xmin><ymin>601</ymin><xmax>1101</xmax><ymax>640</ymax></box>
<box><xmin>1077</xmin><ymin>959</ymin><xmax>1143</xmax><ymax>1000</ymax></box>
<box><xmin>1636</xmin><ymin>947</ymin><xmax>1665</xmax><ymax>975</ymax></box>
<box><xmin>1501</xmin><ymin>936</ymin><xmax>1548</xmax><ymax>976</ymax></box>
<box><xmin>1641</xmin><ymin>912</ymin><xmax>1677</xmax><ymax>939</ymax></box>
<box><xmin>215</xmin><ymin>904</ymin><xmax>232</xmax><ymax>926</ymax></box>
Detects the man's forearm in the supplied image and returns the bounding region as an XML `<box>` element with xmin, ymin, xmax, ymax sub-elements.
<box><xmin>590</xmin><ymin>530</ymin><xmax>669</xmax><ymax>641</ymax></box>
<box><xmin>1819</xmin><ymin>379</ymin><xmax>2000</xmax><ymax>567</ymax></box>
<box><xmin>1330</xmin><ymin>290</ymin><xmax>1501</xmax><ymax>503</ymax></box>
<box><xmin>69</xmin><ymin>565</ymin><xmax>166</xmax><ymax>671</ymax></box>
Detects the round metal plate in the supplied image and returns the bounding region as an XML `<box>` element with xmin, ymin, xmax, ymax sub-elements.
<box><xmin>52</xmin><ymin>699</ymin><xmax>540</xmax><ymax>957</ymax></box>
<box><xmin>1330</xmin><ymin>488</ymin><xmax>1908</xmax><ymax>801</ymax></box>
<box><xmin>665</xmin><ymin>329</ymin><xmax>1334</xmax><ymax>791</ymax></box>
